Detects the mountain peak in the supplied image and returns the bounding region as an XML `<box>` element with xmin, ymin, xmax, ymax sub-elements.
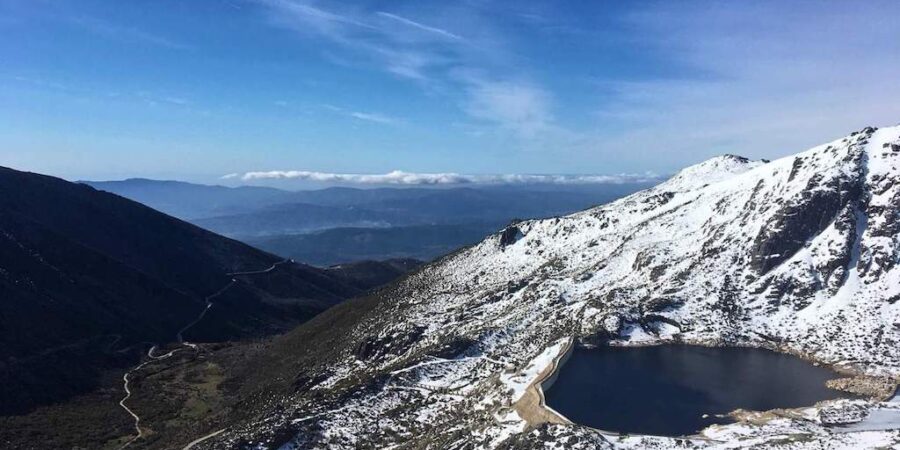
<box><xmin>659</xmin><ymin>153</ymin><xmax>766</xmax><ymax>192</ymax></box>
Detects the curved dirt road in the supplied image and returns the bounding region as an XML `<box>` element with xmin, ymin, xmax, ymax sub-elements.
<box><xmin>116</xmin><ymin>260</ymin><xmax>290</xmax><ymax>449</ymax></box>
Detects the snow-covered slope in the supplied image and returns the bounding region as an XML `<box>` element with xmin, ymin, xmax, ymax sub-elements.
<box><xmin>206</xmin><ymin>126</ymin><xmax>900</xmax><ymax>449</ymax></box>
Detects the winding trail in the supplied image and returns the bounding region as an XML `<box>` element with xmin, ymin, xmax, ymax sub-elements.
<box><xmin>117</xmin><ymin>360</ymin><xmax>152</xmax><ymax>448</ymax></box>
<box><xmin>116</xmin><ymin>259</ymin><xmax>290</xmax><ymax>449</ymax></box>
<box><xmin>117</xmin><ymin>344</ymin><xmax>184</xmax><ymax>448</ymax></box>
<box><xmin>225</xmin><ymin>259</ymin><xmax>292</xmax><ymax>277</ymax></box>
<box><xmin>176</xmin><ymin>280</ymin><xmax>236</xmax><ymax>345</ymax></box>
<box><xmin>181</xmin><ymin>428</ymin><xmax>226</xmax><ymax>450</ymax></box>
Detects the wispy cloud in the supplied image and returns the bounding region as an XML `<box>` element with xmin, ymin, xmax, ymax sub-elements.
<box><xmin>135</xmin><ymin>91</ymin><xmax>192</xmax><ymax>107</ymax></box>
<box><xmin>375</xmin><ymin>12</ymin><xmax>463</xmax><ymax>41</ymax></box>
<box><xmin>349</xmin><ymin>111</ymin><xmax>399</xmax><ymax>125</ymax></box>
<box><xmin>321</xmin><ymin>104</ymin><xmax>402</xmax><ymax>125</ymax></box>
<box><xmin>462</xmin><ymin>78</ymin><xmax>553</xmax><ymax>139</ymax></box>
<box><xmin>224</xmin><ymin>169</ymin><xmax>660</xmax><ymax>185</ymax></box>
<box><xmin>161</xmin><ymin>96</ymin><xmax>190</xmax><ymax>106</ymax></box>
<box><xmin>11</xmin><ymin>75</ymin><xmax>70</xmax><ymax>92</ymax></box>
<box><xmin>258</xmin><ymin>1</ymin><xmax>566</xmax><ymax>141</ymax></box>
<box><xmin>260</xmin><ymin>0</ymin><xmax>453</xmax><ymax>81</ymax></box>
<box><xmin>9</xmin><ymin>75</ymin><xmax>196</xmax><ymax>111</ymax></box>
<box><xmin>68</xmin><ymin>15</ymin><xmax>189</xmax><ymax>50</ymax></box>
<box><xmin>262</xmin><ymin>0</ymin><xmax>375</xmax><ymax>35</ymax></box>
<box><xmin>255</xmin><ymin>1</ymin><xmax>900</xmax><ymax>170</ymax></box>
<box><xmin>576</xmin><ymin>1</ymin><xmax>900</xmax><ymax>169</ymax></box>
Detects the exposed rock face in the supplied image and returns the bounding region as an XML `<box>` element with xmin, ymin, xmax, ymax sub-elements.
<box><xmin>201</xmin><ymin>126</ymin><xmax>900</xmax><ymax>449</ymax></box>
<box><xmin>499</xmin><ymin>224</ymin><xmax>524</xmax><ymax>248</ymax></box>
<box><xmin>749</xmin><ymin>154</ymin><xmax>864</xmax><ymax>277</ymax></box>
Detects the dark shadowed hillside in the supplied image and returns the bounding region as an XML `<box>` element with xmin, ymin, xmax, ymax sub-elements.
<box><xmin>325</xmin><ymin>258</ymin><xmax>422</xmax><ymax>290</ymax></box>
<box><xmin>0</xmin><ymin>167</ymin><xmax>406</xmax><ymax>415</ymax></box>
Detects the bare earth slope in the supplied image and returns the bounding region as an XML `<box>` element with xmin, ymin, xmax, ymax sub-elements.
<box><xmin>202</xmin><ymin>126</ymin><xmax>900</xmax><ymax>449</ymax></box>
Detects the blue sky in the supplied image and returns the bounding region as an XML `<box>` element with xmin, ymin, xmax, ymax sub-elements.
<box><xmin>2</xmin><ymin>0</ymin><xmax>900</xmax><ymax>185</ymax></box>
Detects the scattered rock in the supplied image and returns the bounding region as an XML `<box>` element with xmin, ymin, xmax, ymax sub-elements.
<box><xmin>818</xmin><ymin>402</ymin><xmax>870</xmax><ymax>426</ymax></box>
<box><xmin>826</xmin><ymin>376</ymin><xmax>898</xmax><ymax>400</ymax></box>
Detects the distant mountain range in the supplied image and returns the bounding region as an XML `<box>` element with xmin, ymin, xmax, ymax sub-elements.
<box><xmin>81</xmin><ymin>179</ymin><xmax>656</xmax><ymax>265</ymax></box>
<box><xmin>245</xmin><ymin>223</ymin><xmax>500</xmax><ymax>266</ymax></box>
<box><xmin>80</xmin><ymin>178</ymin><xmax>292</xmax><ymax>220</ymax></box>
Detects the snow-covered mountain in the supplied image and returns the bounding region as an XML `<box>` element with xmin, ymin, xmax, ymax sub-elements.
<box><xmin>205</xmin><ymin>126</ymin><xmax>900</xmax><ymax>449</ymax></box>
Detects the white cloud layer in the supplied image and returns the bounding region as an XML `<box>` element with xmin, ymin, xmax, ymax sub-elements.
<box><xmin>224</xmin><ymin>169</ymin><xmax>660</xmax><ymax>185</ymax></box>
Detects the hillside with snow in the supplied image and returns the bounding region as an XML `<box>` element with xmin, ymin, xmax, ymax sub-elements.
<box><xmin>200</xmin><ymin>125</ymin><xmax>900</xmax><ymax>449</ymax></box>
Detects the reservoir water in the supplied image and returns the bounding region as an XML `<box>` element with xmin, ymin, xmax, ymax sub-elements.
<box><xmin>544</xmin><ymin>345</ymin><xmax>847</xmax><ymax>436</ymax></box>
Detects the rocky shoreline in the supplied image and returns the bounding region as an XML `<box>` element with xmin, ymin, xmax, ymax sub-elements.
<box><xmin>827</xmin><ymin>375</ymin><xmax>899</xmax><ymax>400</ymax></box>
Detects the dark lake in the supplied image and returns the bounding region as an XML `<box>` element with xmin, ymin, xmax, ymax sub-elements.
<box><xmin>544</xmin><ymin>345</ymin><xmax>846</xmax><ymax>436</ymax></box>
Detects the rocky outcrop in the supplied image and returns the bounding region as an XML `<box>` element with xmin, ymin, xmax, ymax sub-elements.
<box><xmin>499</xmin><ymin>224</ymin><xmax>524</xmax><ymax>248</ymax></box>
<box><xmin>750</xmin><ymin>137</ymin><xmax>868</xmax><ymax>278</ymax></box>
